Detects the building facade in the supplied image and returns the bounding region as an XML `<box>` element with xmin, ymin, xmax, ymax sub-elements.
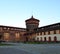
<box><xmin>0</xmin><ymin>25</ymin><xmax>26</xmax><ymax>42</ymax></box>
<box><xmin>0</xmin><ymin>16</ymin><xmax>60</xmax><ymax>42</ymax></box>
<box><xmin>35</xmin><ymin>23</ymin><xmax>60</xmax><ymax>42</ymax></box>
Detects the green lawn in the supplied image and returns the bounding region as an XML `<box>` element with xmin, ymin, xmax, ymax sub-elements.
<box><xmin>23</xmin><ymin>41</ymin><xmax>60</xmax><ymax>44</ymax></box>
<box><xmin>0</xmin><ymin>43</ymin><xmax>13</xmax><ymax>46</ymax></box>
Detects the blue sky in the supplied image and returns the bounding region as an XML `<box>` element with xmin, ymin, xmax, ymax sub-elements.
<box><xmin>0</xmin><ymin>0</ymin><xmax>60</xmax><ymax>28</ymax></box>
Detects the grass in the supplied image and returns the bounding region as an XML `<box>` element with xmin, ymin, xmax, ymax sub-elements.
<box><xmin>23</xmin><ymin>41</ymin><xmax>60</xmax><ymax>44</ymax></box>
<box><xmin>0</xmin><ymin>43</ymin><xmax>13</xmax><ymax>46</ymax></box>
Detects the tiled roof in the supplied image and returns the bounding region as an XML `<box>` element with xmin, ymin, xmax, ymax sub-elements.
<box><xmin>0</xmin><ymin>25</ymin><xmax>26</xmax><ymax>30</ymax></box>
<box><xmin>25</xmin><ymin>16</ymin><xmax>40</xmax><ymax>22</ymax></box>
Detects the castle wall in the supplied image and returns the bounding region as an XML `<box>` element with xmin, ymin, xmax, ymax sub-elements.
<box><xmin>35</xmin><ymin>34</ymin><xmax>60</xmax><ymax>41</ymax></box>
<box><xmin>35</xmin><ymin>30</ymin><xmax>60</xmax><ymax>42</ymax></box>
<box><xmin>0</xmin><ymin>26</ymin><xmax>26</xmax><ymax>42</ymax></box>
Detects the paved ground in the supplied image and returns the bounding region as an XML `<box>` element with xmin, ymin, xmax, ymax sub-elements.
<box><xmin>0</xmin><ymin>46</ymin><xmax>32</xmax><ymax>54</ymax></box>
<box><xmin>0</xmin><ymin>43</ymin><xmax>60</xmax><ymax>54</ymax></box>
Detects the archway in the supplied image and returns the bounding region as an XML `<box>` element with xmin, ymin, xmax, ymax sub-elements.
<box><xmin>54</xmin><ymin>36</ymin><xmax>57</xmax><ymax>42</ymax></box>
<box><xmin>44</xmin><ymin>37</ymin><xmax>46</xmax><ymax>42</ymax></box>
<box><xmin>49</xmin><ymin>37</ymin><xmax>51</xmax><ymax>42</ymax></box>
<box><xmin>40</xmin><ymin>37</ymin><xmax>42</xmax><ymax>41</ymax></box>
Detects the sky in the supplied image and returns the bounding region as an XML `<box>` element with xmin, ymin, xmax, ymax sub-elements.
<box><xmin>0</xmin><ymin>0</ymin><xmax>60</xmax><ymax>28</ymax></box>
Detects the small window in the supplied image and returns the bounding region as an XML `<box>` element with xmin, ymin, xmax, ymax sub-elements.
<box><xmin>48</xmin><ymin>31</ymin><xmax>50</xmax><ymax>35</ymax></box>
<box><xmin>54</xmin><ymin>30</ymin><xmax>56</xmax><ymax>34</ymax></box>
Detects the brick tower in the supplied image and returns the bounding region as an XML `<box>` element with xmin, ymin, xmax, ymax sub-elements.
<box><xmin>25</xmin><ymin>16</ymin><xmax>40</xmax><ymax>32</ymax></box>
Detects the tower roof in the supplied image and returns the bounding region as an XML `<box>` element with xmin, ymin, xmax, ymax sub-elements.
<box><xmin>25</xmin><ymin>16</ymin><xmax>40</xmax><ymax>22</ymax></box>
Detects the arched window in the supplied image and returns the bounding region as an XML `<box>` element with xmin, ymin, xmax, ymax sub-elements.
<box><xmin>49</xmin><ymin>37</ymin><xmax>51</xmax><ymax>42</ymax></box>
<box><xmin>44</xmin><ymin>37</ymin><xmax>46</xmax><ymax>41</ymax></box>
<box><xmin>37</xmin><ymin>37</ymin><xmax>39</xmax><ymax>41</ymax></box>
<box><xmin>40</xmin><ymin>37</ymin><xmax>42</xmax><ymax>41</ymax></box>
<box><xmin>54</xmin><ymin>36</ymin><xmax>57</xmax><ymax>42</ymax></box>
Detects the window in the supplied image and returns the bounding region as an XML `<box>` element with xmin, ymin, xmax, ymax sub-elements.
<box><xmin>48</xmin><ymin>31</ymin><xmax>50</xmax><ymax>35</ymax></box>
<box><xmin>40</xmin><ymin>32</ymin><xmax>42</xmax><ymax>35</ymax></box>
<box><xmin>54</xmin><ymin>36</ymin><xmax>57</xmax><ymax>42</ymax></box>
<box><xmin>54</xmin><ymin>30</ymin><xmax>56</xmax><ymax>34</ymax></box>
<box><xmin>49</xmin><ymin>37</ymin><xmax>51</xmax><ymax>42</ymax></box>
<box><xmin>44</xmin><ymin>37</ymin><xmax>46</xmax><ymax>41</ymax></box>
<box><xmin>40</xmin><ymin>37</ymin><xmax>42</xmax><ymax>41</ymax></box>
<box><xmin>37</xmin><ymin>37</ymin><xmax>39</xmax><ymax>41</ymax></box>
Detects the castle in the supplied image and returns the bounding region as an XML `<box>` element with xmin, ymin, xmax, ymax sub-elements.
<box><xmin>0</xmin><ymin>16</ymin><xmax>60</xmax><ymax>42</ymax></box>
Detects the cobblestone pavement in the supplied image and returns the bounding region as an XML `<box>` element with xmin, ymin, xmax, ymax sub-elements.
<box><xmin>0</xmin><ymin>43</ymin><xmax>60</xmax><ymax>54</ymax></box>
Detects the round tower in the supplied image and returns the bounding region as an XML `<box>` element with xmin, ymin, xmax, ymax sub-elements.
<box><xmin>25</xmin><ymin>16</ymin><xmax>40</xmax><ymax>32</ymax></box>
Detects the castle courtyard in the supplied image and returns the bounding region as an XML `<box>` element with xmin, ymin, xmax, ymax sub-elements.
<box><xmin>0</xmin><ymin>43</ymin><xmax>60</xmax><ymax>54</ymax></box>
